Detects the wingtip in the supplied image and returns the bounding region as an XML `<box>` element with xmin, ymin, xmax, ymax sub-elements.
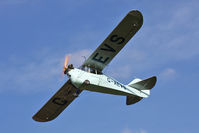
<box><xmin>128</xmin><ymin>10</ymin><xmax>143</xmax><ymax>17</ymax></box>
<box><xmin>32</xmin><ymin>116</ymin><xmax>44</xmax><ymax>122</ymax></box>
<box><xmin>128</xmin><ymin>10</ymin><xmax>143</xmax><ymax>27</ymax></box>
<box><xmin>32</xmin><ymin>115</ymin><xmax>52</xmax><ymax>122</ymax></box>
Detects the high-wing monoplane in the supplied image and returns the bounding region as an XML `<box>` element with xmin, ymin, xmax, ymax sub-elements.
<box><xmin>33</xmin><ymin>10</ymin><xmax>157</xmax><ymax>122</ymax></box>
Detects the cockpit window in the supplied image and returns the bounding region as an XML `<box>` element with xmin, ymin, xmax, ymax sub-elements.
<box><xmin>81</xmin><ymin>66</ymin><xmax>102</xmax><ymax>75</ymax></box>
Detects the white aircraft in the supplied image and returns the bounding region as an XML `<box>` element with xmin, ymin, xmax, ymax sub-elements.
<box><xmin>33</xmin><ymin>10</ymin><xmax>157</xmax><ymax>122</ymax></box>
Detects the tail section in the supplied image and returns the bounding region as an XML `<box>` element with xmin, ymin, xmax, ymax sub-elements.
<box><xmin>128</xmin><ymin>78</ymin><xmax>142</xmax><ymax>85</ymax></box>
<box><xmin>126</xmin><ymin>76</ymin><xmax>157</xmax><ymax>105</ymax></box>
<box><xmin>128</xmin><ymin>76</ymin><xmax>157</xmax><ymax>91</ymax></box>
<box><xmin>126</xmin><ymin>95</ymin><xmax>143</xmax><ymax>105</ymax></box>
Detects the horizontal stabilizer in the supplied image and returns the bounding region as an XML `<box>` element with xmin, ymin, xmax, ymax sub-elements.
<box><xmin>128</xmin><ymin>76</ymin><xmax>157</xmax><ymax>90</ymax></box>
<box><xmin>126</xmin><ymin>95</ymin><xmax>143</xmax><ymax>105</ymax></box>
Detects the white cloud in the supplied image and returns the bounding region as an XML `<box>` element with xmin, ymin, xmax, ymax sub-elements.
<box><xmin>138</xmin><ymin>129</ymin><xmax>147</xmax><ymax>133</ymax></box>
<box><xmin>110</xmin><ymin>1</ymin><xmax>199</xmax><ymax>78</ymax></box>
<box><xmin>0</xmin><ymin>55</ymin><xmax>62</xmax><ymax>93</ymax></box>
<box><xmin>159</xmin><ymin>68</ymin><xmax>177</xmax><ymax>81</ymax></box>
<box><xmin>103</xmin><ymin>48</ymin><xmax>147</xmax><ymax>80</ymax></box>
<box><xmin>101</xmin><ymin>2</ymin><xmax>199</xmax><ymax>81</ymax></box>
<box><xmin>121</xmin><ymin>128</ymin><xmax>148</xmax><ymax>133</ymax></box>
<box><xmin>154</xmin><ymin>2</ymin><xmax>199</xmax><ymax>61</ymax></box>
<box><xmin>69</xmin><ymin>49</ymin><xmax>92</xmax><ymax>67</ymax></box>
<box><xmin>121</xmin><ymin>128</ymin><xmax>132</xmax><ymax>133</ymax></box>
<box><xmin>106</xmin><ymin>65</ymin><xmax>132</xmax><ymax>80</ymax></box>
<box><xmin>0</xmin><ymin>49</ymin><xmax>91</xmax><ymax>93</ymax></box>
<box><xmin>157</xmin><ymin>5</ymin><xmax>195</xmax><ymax>31</ymax></box>
<box><xmin>1</xmin><ymin>0</ymin><xmax>198</xmax><ymax>93</ymax></box>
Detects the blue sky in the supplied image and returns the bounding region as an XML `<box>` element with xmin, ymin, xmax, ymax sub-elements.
<box><xmin>0</xmin><ymin>0</ymin><xmax>199</xmax><ymax>133</ymax></box>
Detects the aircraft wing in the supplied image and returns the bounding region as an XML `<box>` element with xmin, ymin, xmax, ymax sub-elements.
<box><xmin>82</xmin><ymin>10</ymin><xmax>143</xmax><ymax>72</ymax></box>
<box><xmin>32</xmin><ymin>80</ymin><xmax>82</xmax><ymax>122</ymax></box>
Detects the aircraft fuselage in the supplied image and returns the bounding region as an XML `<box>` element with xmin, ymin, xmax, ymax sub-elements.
<box><xmin>67</xmin><ymin>68</ymin><xmax>148</xmax><ymax>97</ymax></box>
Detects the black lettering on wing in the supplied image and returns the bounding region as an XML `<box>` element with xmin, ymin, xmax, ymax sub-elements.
<box><xmin>92</xmin><ymin>53</ymin><xmax>109</xmax><ymax>64</ymax></box>
<box><xmin>110</xmin><ymin>35</ymin><xmax>125</xmax><ymax>44</ymax></box>
<box><xmin>52</xmin><ymin>98</ymin><xmax>67</xmax><ymax>106</ymax></box>
<box><xmin>100</xmin><ymin>44</ymin><xmax>116</xmax><ymax>52</ymax></box>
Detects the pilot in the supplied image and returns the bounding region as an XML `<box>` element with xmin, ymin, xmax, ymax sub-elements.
<box><xmin>68</xmin><ymin>64</ymin><xmax>74</xmax><ymax>69</ymax></box>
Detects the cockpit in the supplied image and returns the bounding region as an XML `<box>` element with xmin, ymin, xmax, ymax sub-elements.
<box><xmin>80</xmin><ymin>66</ymin><xmax>102</xmax><ymax>75</ymax></box>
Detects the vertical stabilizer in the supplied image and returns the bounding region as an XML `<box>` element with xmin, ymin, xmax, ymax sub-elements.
<box><xmin>126</xmin><ymin>76</ymin><xmax>157</xmax><ymax>105</ymax></box>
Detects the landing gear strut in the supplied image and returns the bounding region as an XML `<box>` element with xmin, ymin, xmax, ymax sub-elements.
<box><xmin>73</xmin><ymin>88</ymin><xmax>80</xmax><ymax>97</ymax></box>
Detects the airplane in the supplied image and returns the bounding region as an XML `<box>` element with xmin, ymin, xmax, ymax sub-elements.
<box><xmin>33</xmin><ymin>10</ymin><xmax>157</xmax><ymax>122</ymax></box>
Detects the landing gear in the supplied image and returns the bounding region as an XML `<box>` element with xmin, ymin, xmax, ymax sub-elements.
<box><xmin>84</xmin><ymin>80</ymin><xmax>90</xmax><ymax>85</ymax></box>
<box><xmin>73</xmin><ymin>88</ymin><xmax>80</xmax><ymax>97</ymax></box>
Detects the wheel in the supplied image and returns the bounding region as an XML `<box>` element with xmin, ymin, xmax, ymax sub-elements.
<box><xmin>84</xmin><ymin>80</ymin><xmax>90</xmax><ymax>85</ymax></box>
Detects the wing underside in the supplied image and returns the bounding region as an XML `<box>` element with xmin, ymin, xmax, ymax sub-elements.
<box><xmin>32</xmin><ymin>80</ymin><xmax>82</xmax><ymax>122</ymax></box>
<box><xmin>82</xmin><ymin>10</ymin><xmax>143</xmax><ymax>71</ymax></box>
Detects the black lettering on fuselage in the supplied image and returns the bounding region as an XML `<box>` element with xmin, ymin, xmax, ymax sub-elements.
<box><xmin>92</xmin><ymin>53</ymin><xmax>109</xmax><ymax>64</ymax></box>
<box><xmin>107</xmin><ymin>77</ymin><xmax>114</xmax><ymax>83</ymax></box>
<box><xmin>52</xmin><ymin>98</ymin><xmax>67</xmax><ymax>106</ymax></box>
<box><xmin>110</xmin><ymin>35</ymin><xmax>125</xmax><ymax>44</ymax></box>
<box><xmin>107</xmin><ymin>77</ymin><xmax>127</xmax><ymax>90</ymax></box>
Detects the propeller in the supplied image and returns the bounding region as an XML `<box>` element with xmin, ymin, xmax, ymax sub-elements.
<box><xmin>63</xmin><ymin>55</ymin><xmax>70</xmax><ymax>74</ymax></box>
<box><xmin>60</xmin><ymin>55</ymin><xmax>71</xmax><ymax>80</ymax></box>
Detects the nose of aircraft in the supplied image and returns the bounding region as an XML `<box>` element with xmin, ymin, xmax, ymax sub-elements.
<box><xmin>67</xmin><ymin>69</ymin><xmax>83</xmax><ymax>88</ymax></box>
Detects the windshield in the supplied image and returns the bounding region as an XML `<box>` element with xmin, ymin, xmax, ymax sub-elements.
<box><xmin>80</xmin><ymin>66</ymin><xmax>102</xmax><ymax>74</ymax></box>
